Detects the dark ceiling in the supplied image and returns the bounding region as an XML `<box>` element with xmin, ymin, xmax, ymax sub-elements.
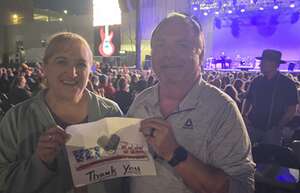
<box><xmin>33</xmin><ymin>0</ymin><xmax>92</xmax><ymax>15</ymax></box>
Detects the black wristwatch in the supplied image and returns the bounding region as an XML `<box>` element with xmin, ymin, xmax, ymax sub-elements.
<box><xmin>168</xmin><ymin>146</ymin><xmax>188</xmax><ymax>167</ymax></box>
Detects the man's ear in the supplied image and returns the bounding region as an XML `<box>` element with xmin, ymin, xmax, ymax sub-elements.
<box><xmin>196</xmin><ymin>48</ymin><xmax>204</xmax><ymax>63</ymax></box>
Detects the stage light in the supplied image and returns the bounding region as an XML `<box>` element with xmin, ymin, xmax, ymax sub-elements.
<box><xmin>240</xmin><ymin>9</ymin><xmax>245</xmax><ymax>13</ymax></box>
<box><xmin>215</xmin><ymin>11</ymin><xmax>220</xmax><ymax>15</ymax></box>
<box><xmin>11</xmin><ymin>14</ymin><xmax>20</xmax><ymax>24</ymax></box>
<box><xmin>12</xmin><ymin>14</ymin><xmax>18</xmax><ymax>19</ymax></box>
<box><xmin>273</xmin><ymin>5</ymin><xmax>279</xmax><ymax>10</ymax></box>
<box><xmin>291</xmin><ymin>12</ymin><xmax>299</xmax><ymax>24</ymax></box>
<box><xmin>290</xmin><ymin>4</ymin><xmax>295</xmax><ymax>8</ymax></box>
<box><xmin>193</xmin><ymin>6</ymin><xmax>198</xmax><ymax>11</ymax></box>
<box><xmin>93</xmin><ymin>0</ymin><xmax>121</xmax><ymax>26</ymax></box>
<box><xmin>228</xmin><ymin>10</ymin><xmax>233</xmax><ymax>14</ymax></box>
<box><xmin>259</xmin><ymin>7</ymin><xmax>264</xmax><ymax>11</ymax></box>
<box><xmin>203</xmin><ymin>12</ymin><xmax>208</xmax><ymax>16</ymax></box>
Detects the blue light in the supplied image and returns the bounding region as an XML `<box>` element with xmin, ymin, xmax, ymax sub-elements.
<box><xmin>273</xmin><ymin>5</ymin><xmax>279</xmax><ymax>10</ymax></box>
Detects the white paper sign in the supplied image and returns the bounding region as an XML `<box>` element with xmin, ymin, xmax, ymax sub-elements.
<box><xmin>65</xmin><ymin>117</ymin><xmax>156</xmax><ymax>187</ymax></box>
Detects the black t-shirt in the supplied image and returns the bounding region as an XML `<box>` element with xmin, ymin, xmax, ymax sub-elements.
<box><xmin>247</xmin><ymin>73</ymin><xmax>298</xmax><ymax>130</ymax></box>
<box><xmin>8</xmin><ymin>87</ymin><xmax>31</xmax><ymax>105</ymax></box>
<box><xmin>113</xmin><ymin>90</ymin><xmax>133</xmax><ymax>114</ymax></box>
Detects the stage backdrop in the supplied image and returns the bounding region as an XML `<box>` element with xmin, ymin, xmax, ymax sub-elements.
<box><xmin>196</xmin><ymin>15</ymin><xmax>300</xmax><ymax>62</ymax></box>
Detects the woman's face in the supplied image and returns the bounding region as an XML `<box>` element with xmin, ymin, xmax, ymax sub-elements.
<box><xmin>44</xmin><ymin>40</ymin><xmax>92</xmax><ymax>101</ymax></box>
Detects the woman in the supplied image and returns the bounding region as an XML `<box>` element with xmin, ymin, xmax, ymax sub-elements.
<box><xmin>0</xmin><ymin>32</ymin><xmax>124</xmax><ymax>193</ymax></box>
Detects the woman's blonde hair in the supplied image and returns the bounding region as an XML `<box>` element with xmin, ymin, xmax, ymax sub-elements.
<box><xmin>43</xmin><ymin>32</ymin><xmax>93</xmax><ymax>65</ymax></box>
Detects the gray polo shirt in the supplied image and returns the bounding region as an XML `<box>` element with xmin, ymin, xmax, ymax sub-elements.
<box><xmin>127</xmin><ymin>79</ymin><xmax>255</xmax><ymax>193</ymax></box>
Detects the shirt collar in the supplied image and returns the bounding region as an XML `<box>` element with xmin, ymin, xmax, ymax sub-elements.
<box><xmin>147</xmin><ymin>77</ymin><xmax>205</xmax><ymax>113</ymax></box>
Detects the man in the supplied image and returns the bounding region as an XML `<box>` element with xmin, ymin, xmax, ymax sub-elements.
<box><xmin>243</xmin><ymin>49</ymin><xmax>298</xmax><ymax>145</ymax></box>
<box><xmin>127</xmin><ymin>13</ymin><xmax>254</xmax><ymax>193</ymax></box>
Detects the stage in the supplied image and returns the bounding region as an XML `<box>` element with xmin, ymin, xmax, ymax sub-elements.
<box><xmin>203</xmin><ymin>68</ymin><xmax>300</xmax><ymax>74</ymax></box>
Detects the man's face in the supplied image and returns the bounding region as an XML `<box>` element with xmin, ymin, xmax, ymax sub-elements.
<box><xmin>151</xmin><ymin>18</ymin><xmax>203</xmax><ymax>84</ymax></box>
<box><xmin>260</xmin><ymin>59</ymin><xmax>278</xmax><ymax>76</ymax></box>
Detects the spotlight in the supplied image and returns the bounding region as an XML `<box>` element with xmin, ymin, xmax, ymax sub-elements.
<box><xmin>273</xmin><ymin>5</ymin><xmax>279</xmax><ymax>10</ymax></box>
<box><xmin>240</xmin><ymin>9</ymin><xmax>245</xmax><ymax>13</ymax></box>
<box><xmin>290</xmin><ymin>4</ymin><xmax>295</xmax><ymax>8</ymax></box>
<box><xmin>228</xmin><ymin>10</ymin><xmax>233</xmax><ymax>14</ymax></box>
<box><xmin>203</xmin><ymin>12</ymin><xmax>208</xmax><ymax>16</ymax></box>
<box><xmin>193</xmin><ymin>6</ymin><xmax>198</xmax><ymax>11</ymax></box>
<box><xmin>215</xmin><ymin>11</ymin><xmax>220</xmax><ymax>15</ymax></box>
<box><xmin>259</xmin><ymin>7</ymin><xmax>264</xmax><ymax>11</ymax></box>
<box><xmin>12</xmin><ymin>14</ymin><xmax>18</xmax><ymax>19</ymax></box>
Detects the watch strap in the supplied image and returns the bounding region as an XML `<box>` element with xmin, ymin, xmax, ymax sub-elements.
<box><xmin>168</xmin><ymin>146</ymin><xmax>188</xmax><ymax>167</ymax></box>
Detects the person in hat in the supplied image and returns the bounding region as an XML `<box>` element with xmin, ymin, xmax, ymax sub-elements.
<box><xmin>242</xmin><ymin>49</ymin><xmax>298</xmax><ymax>145</ymax></box>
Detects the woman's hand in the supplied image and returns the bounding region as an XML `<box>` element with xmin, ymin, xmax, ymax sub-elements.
<box><xmin>36</xmin><ymin>126</ymin><xmax>70</xmax><ymax>165</ymax></box>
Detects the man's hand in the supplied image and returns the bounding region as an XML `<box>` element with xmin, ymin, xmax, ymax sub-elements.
<box><xmin>140</xmin><ymin>117</ymin><xmax>179</xmax><ymax>161</ymax></box>
<box><xmin>36</xmin><ymin>126</ymin><xmax>70</xmax><ymax>165</ymax></box>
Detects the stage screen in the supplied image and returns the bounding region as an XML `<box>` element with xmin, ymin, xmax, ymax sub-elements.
<box><xmin>94</xmin><ymin>25</ymin><xmax>121</xmax><ymax>57</ymax></box>
<box><xmin>93</xmin><ymin>0</ymin><xmax>122</xmax><ymax>26</ymax></box>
